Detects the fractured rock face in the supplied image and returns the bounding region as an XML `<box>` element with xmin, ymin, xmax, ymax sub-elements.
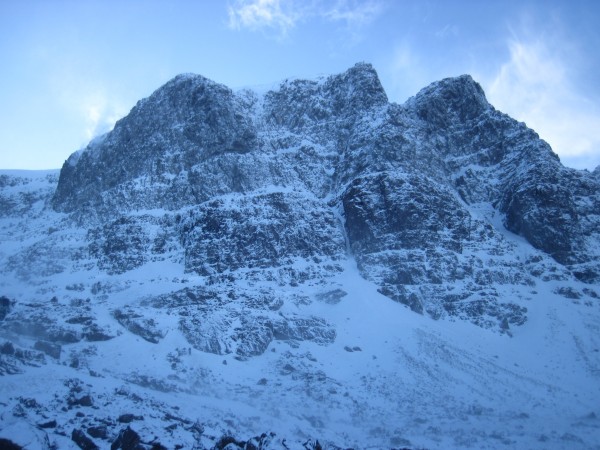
<box><xmin>343</xmin><ymin>171</ymin><xmax>470</xmax><ymax>256</ymax></box>
<box><xmin>38</xmin><ymin>62</ymin><xmax>600</xmax><ymax>334</ymax></box>
<box><xmin>52</xmin><ymin>75</ymin><xmax>258</xmax><ymax>214</ymax></box>
<box><xmin>2</xmin><ymin>63</ymin><xmax>600</xmax><ymax>450</ymax></box>
<box><xmin>178</xmin><ymin>191</ymin><xmax>346</xmax><ymax>276</ymax></box>
<box><xmin>146</xmin><ymin>285</ymin><xmax>336</xmax><ymax>358</ymax></box>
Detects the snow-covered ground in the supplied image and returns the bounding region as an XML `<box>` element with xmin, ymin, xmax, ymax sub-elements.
<box><xmin>1</xmin><ymin>171</ymin><xmax>599</xmax><ymax>449</ymax></box>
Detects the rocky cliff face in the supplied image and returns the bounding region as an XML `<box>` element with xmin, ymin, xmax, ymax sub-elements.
<box><xmin>52</xmin><ymin>63</ymin><xmax>387</xmax><ymax>215</ymax></box>
<box><xmin>52</xmin><ymin>62</ymin><xmax>600</xmax><ymax>327</ymax></box>
<box><xmin>2</xmin><ymin>64</ymin><xmax>600</xmax><ymax>449</ymax></box>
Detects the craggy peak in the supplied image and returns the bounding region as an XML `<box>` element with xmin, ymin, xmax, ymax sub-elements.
<box><xmin>1</xmin><ymin>63</ymin><xmax>599</xmax><ymax>449</ymax></box>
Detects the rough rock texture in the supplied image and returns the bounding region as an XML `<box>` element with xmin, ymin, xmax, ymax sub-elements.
<box><xmin>178</xmin><ymin>191</ymin><xmax>345</xmax><ymax>276</ymax></box>
<box><xmin>2</xmin><ymin>63</ymin><xmax>600</xmax><ymax>450</ymax></box>
<box><xmin>146</xmin><ymin>285</ymin><xmax>336</xmax><ymax>358</ymax></box>
<box><xmin>47</xmin><ymin>63</ymin><xmax>600</xmax><ymax>329</ymax></box>
<box><xmin>0</xmin><ymin>171</ymin><xmax>57</xmax><ymax>218</ymax></box>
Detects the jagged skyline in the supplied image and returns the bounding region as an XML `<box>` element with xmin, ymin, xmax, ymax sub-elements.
<box><xmin>1</xmin><ymin>62</ymin><xmax>599</xmax><ymax>448</ymax></box>
<box><xmin>1</xmin><ymin>0</ymin><xmax>599</xmax><ymax>170</ymax></box>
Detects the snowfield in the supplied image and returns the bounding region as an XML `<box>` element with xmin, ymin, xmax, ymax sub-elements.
<box><xmin>1</xmin><ymin>64</ymin><xmax>600</xmax><ymax>449</ymax></box>
<box><xmin>0</xmin><ymin>170</ymin><xmax>599</xmax><ymax>449</ymax></box>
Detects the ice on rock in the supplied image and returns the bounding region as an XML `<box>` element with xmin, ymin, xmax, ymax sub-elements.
<box><xmin>1</xmin><ymin>63</ymin><xmax>599</xmax><ymax>449</ymax></box>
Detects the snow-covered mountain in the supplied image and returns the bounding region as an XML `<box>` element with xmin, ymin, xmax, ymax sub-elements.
<box><xmin>1</xmin><ymin>63</ymin><xmax>599</xmax><ymax>449</ymax></box>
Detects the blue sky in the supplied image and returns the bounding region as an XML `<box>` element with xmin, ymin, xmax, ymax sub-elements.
<box><xmin>1</xmin><ymin>0</ymin><xmax>599</xmax><ymax>170</ymax></box>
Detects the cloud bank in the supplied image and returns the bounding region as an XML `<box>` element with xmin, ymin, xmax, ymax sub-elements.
<box><xmin>484</xmin><ymin>37</ymin><xmax>600</xmax><ymax>170</ymax></box>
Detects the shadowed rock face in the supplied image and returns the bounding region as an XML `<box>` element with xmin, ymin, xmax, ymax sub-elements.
<box><xmin>52</xmin><ymin>74</ymin><xmax>258</xmax><ymax>214</ymax></box>
<box><xmin>408</xmin><ymin>74</ymin><xmax>490</xmax><ymax>126</ymax></box>
<box><xmin>51</xmin><ymin>63</ymin><xmax>388</xmax><ymax>216</ymax></box>
<box><xmin>343</xmin><ymin>172</ymin><xmax>470</xmax><ymax>256</ymax></box>
<box><xmin>178</xmin><ymin>191</ymin><xmax>346</xmax><ymax>276</ymax></box>
<box><xmin>47</xmin><ymin>62</ymin><xmax>600</xmax><ymax>333</ymax></box>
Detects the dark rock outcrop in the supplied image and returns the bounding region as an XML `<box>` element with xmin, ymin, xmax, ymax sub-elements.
<box><xmin>0</xmin><ymin>296</ymin><xmax>11</xmax><ymax>320</ymax></box>
<box><xmin>33</xmin><ymin>340</ymin><xmax>61</xmax><ymax>359</ymax></box>
<box><xmin>72</xmin><ymin>428</ymin><xmax>99</xmax><ymax>450</ymax></box>
<box><xmin>178</xmin><ymin>191</ymin><xmax>345</xmax><ymax>275</ymax></box>
<box><xmin>0</xmin><ymin>439</ymin><xmax>23</xmax><ymax>450</ymax></box>
<box><xmin>45</xmin><ymin>63</ymin><xmax>600</xmax><ymax>334</ymax></box>
<box><xmin>111</xmin><ymin>426</ymin><xmax>144</xmax><ymax>450</ymax></box>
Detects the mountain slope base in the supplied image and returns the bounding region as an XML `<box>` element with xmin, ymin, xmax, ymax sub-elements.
<box><xmin>1</xmin><ymin>63</ymin><xmax>600</xmax><ymax>448</ymax></box>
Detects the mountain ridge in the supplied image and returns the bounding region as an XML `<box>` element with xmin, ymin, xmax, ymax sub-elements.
<box><xmin>50</xmin><ymin>62</ymin><xmax>600</xmax><ymax>315</ymax></box>
<box><xmin>0</xmin><ymin>63</ymin><xmax>599</xmax><ymax>449</ymax></box>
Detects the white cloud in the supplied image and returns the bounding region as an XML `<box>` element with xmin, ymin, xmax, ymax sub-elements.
<box><xmin>324</xmin><ymin>0</ymin><xmax>383</xmax><ymax>27</ymax></box>
<box><xmin>227</xmin><ymin>0</ymin><xmax>384</xmax><ymax>39</ymax></box>
<box><xmin>435</xmin><ymin>24</ymin><xmax>459</xmax><ymax>39</ymax></box>
<box><xmin>483</xmin><ymin>38</ymin><xmax>600</xmax><ymax>170</ymax></box>
<box><xmin>45</xmin><ymin>58</ymin><xmax>130</xmax><ymax>151</ymax></box>
<box><xmin>386</xmin><ymin>40</ymin><xmax>434</xmax><ymax>104</ymax></box>
<box><xmin>81</xmin><ymin>91</ymin><xmax>127</xmax><ymax>144</ymax></box>
<box><xmin>227</xmin><ymin>0</ymin><xmax>299</xmax><ymax>36</ymax></box>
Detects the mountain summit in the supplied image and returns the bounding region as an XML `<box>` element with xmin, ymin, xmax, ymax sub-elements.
<box><xmin>53</xmin><ymin>62</ymin><xmax>600</xmax><ymax>312</ymax></box>
<box><xmin>1</xmin><ymin>63</ymin><xmax>600</xmax><ymax>449</ymax></box>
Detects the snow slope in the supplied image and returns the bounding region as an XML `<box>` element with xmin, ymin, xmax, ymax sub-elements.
<box><xmin>1</xmin><ymin>64</ymin><xmax>600</xmax><ymax>449</ymax></box>
<box><xmin>1</xmin><ymin>170</ymin><xmax>599</xmax><ymax>449</ymax></box>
